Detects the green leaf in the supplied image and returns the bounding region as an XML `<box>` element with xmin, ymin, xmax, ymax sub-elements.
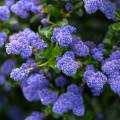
<box><xmin>111</xmin><ymin>22</ymin><xmax>120</xmax><ymax>31</ymax></box>
<box><xmin>38</xmin><ymin>26</ymin><xmax>53</xmax><ymax>40</ymax></box>
<box><xmin>48</xmin><ymin>4</ymin><xmax>60</xmax><ymax>20</ymax></box>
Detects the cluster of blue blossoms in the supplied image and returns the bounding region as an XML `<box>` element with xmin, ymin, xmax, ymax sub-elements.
<box><xmin>0</xmin><ymin>0</ymin><xmax>120</xmax><ymax>119</ymax></box>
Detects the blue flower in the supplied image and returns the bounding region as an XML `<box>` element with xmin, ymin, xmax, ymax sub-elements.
<box><xmin>56</xmin><ymin>51</ymin><xmax>79</xmax><ymax>76</ymax></box>
<box><xmin>108</xmin><ymin>72</ymin><xmax>120</xmax><ymax>96</ymax></box>
<box><xmin>55</xmin><ymin>75</ymin><xmax>68</xmax><ymax>88</ymax></box>
<box><xmin>0</xmin><ymin>6</ymin><xmax>10</xmax><ymax>21</ymax></box>
<box><xmin>84</xmin><ymin>68</ymin><xmax>107</xmax><ymax>96</ymax></box>
<box><xmin>65</xmin><ymin>3</ymin><xmax>73</xmax><ymax>11</ymax></box>
<box><xmin>0</xmin><ymin>74</ymin><xmax>6</xmax><ymax>85</ymax></box>
<box><xmin>10</xmin><ymin>68</ymin><xmax>30</xmax><ymax>81</ymax></box>
<box><xmin>70</xmin><ymin>37</ymin><xmax>89</xmax><ymax>57</ymax></box>
<box><xmin>25</xmin><ymin>111</ymin><xmax>46</xmax><ymax>120</ymax></box>
<box><xmin>38</xmin><ymin>88</ymin><xmax>58</xmax><ymax>105</ymax></box>
<box><xmin>83</xmin><ymin>0</ymin><xmax>116</xmax><ymax>20</ymax></box>
<box><xmin>51</xmin><ymin>25</ymin><xmax>76</xmax><ymax>46</ymax></box>
<box><xmin>1</xmin><ymin>59</ymin><xmax>16</xmax><ymax>75</ymax></box>
<box><xmin>6</xmin><ymin>28</ymin><xmax>47</xmax><ymax>58</ymax></box>
<box><xmin>0</xmin><ymin>32</ymin><xmax>7</xmax><ymax>47</ymax></box>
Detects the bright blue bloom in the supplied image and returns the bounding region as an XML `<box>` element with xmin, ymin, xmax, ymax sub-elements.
<box><xmin>11</xmin><ymin>1</ymin><xmax>29</xmax><ymax>19</ymax></box>
<box><xmin>70</xmin><ymin>37</ymin><xmax>89</xmax><ymax>57</ymax></box>
<box><xmin>83</xmin><ymin>0</ymin><xmax>116</xmax><ymax>20</ymax></box>
<box><xmin>108</xmin><ymin>51</ymin><xmax>120</xmax><ymax>61</ymax></box>
<box><xmin>55</xmin><ymin>76</ymin><xmax>68</xmax><ymax>88</ymax></box>
<box><xmin>84</xmin><ymin>69</ymin><xmax>107</xmax><ymax>96</ymax></box>
<box><xmin>53</xmin><ymin>91</ymin><xmax>84</xmax><ymax>116</ymax></box>
<box><xmin>38</xmin><ymin>88</ymin><xmax>58</xmax><ymax>105</ymax></box>
<box><xmin>0</xmin><ymin>32</ymin><xmax>7</xmax><ymax>47</ymax></box>
<box><xmin>91</xmin><ymin>43</ymin><xmax>104</xmax><ymax>62</ymax></box>
<box><xmin>67</xmin><ymin>84</ymin><xmax>84</xmax><ymax>94</ymax></box>
<box><xmin>53</xmin><ymin>92</ymin><xmax>74</xmax><ymax>114</ymax></box>
<box><xmin>0</xmin><ymin>6</ymin><xmax>10</xmax><ymax>21</ymax></box>
<box><xmin>0</xmin><ymin>74</ymin><xmax>6</xmax><ymax>85</ymax></box>
<box><xmin>5</xmin><ymin>0</ymin><xmax>15</xmax><ymax>6</ymax></box>
<box><xmin>1</xmin><ymin>59</ymin><xmax>16</xmax><ymax>75</ymax></box>
<box><xmin>6</xmin><ymin>28</ymin><xmax>47</xmax><ymax>58</ymax></box>
<box><xmin>99</xmin><ymin>0</ymin><xmax>116</xmax><ymax>20</ymax></box>
<box><xmin>65</xmin><ymin>3</ymin><xmax>73</xmax><ymax>11</ymax></box>
<box><xmin>102</xmin><ymin>59</ymin><xmax>120</xmax><ymax>75</ymax></box>
<box><xmin>85</xmin><ymin>41</ymin><xmax>96</xmax><ymax>49</ymax></box>
<box><xmin>25</xmin><ymin>111</ymin><xmax>46</xmax><ymax>120</ymax></box>
<box><xmin>56</xmin><ymin>51</ymin><xmax>79</xmax><ymax>76</ymax></box>
<box><xmin>26</xmin><ymin>74</ymin><xmax>49</xmax><ymax>88</ymax></box>
<box><xmin>22</xmin><ymin>85</ymin><xmax>40</xmax><ymax>101</ymax></box>
<box><xmin>71</xmin><ymin>94</ymin><xmax>84</xmax><ymax>116</ymax></box>
<box><xmin>10</xmin><ymin>68</ymin><xmax>30</xmax><ymax>81</ymax></box>
<box><xmin>51</xmin><ymin>25</ymin><xmax>76</xmax><ymax>46</ymax></box>
<box><xmin>22</xmin><ymin>74</ymin><xmax>50</xmax><ymax>101</ymax></box>
<box><xmin>108</xmin><ymin>72</ymin><xmax>120</xmax><ymax>96</ymax></box>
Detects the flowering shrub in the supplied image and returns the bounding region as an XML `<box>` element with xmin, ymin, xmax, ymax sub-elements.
<box><xmin>0</xmin><ymin>0</ymin><xmax>120</xmax><ymax>120</ymax></box>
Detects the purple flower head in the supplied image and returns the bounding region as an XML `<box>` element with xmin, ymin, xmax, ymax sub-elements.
<box><xmin>53</xmin><ymin>91</ymin><xmax>84</xmax><ymax>116</ymax></box>
<box><xmin>100</xmin><ymin>0</ymin><xmax>116</xmax><ymax>20</ymax></box>
<box><xmin>25</xmin><ymin>111</ymin><xmax>46</xmax><ymax>120</ymax></box>
<box><xmin>72</xmin><ymin>94</ymin><xmax>85</xmax><ymax>116</ymax></box>
<box><xmin>26</xmin><ymin>74</ymin><xmax>49</xmax><ymax>88</ymax></box>
<box><xmin>91</xmin><ymin>43</ymin><xmax>104</xmax><ymax>62</ymax></box>
<box><xmin>102</xmin><ymin>59</ymin><xmax>120</xmax><ymax>75</ymax></box>
<box><xmin>83</xmin><ymin>0</ymin><xmax>101</xmax><ymax>14</ymax></box>
<box><xmin>10</xmin><ymin>68</ymin><xmax>30</xmax><ymax>81</ymax></box>
<box><xmin>38</xmin><ymin>88</ymin><xmax>58</xmax><ymax>105</ymax></box>
<box><xmin>108</xmin><ymin>51</ymin><xmax>120</xmax><ymax>61</ymax></box>
<box><xmin>5</xmin><ymin>0</ymin><xmax>15</xmax><ymax>7</ymax></box>
<box><xmin>84</xmin><ymin>69</ymin><xmax>107</xmax><ymax>95</ymax></box>
<box><xmin>65</xmin><ymin>3</ymin><xmax>73</xmax><ymax>11</ymax></box>
<box><xmin>22</xmin><ymin>74</ymin><xmax>50</xmax><ymax>101</ymax></box>
<box><xmin>85</xmin><ymin>41</ymin><xmax>96</xmax><ymax>49</ymax></box>
<box><xmin>0</xmin><ymin>74</ymin><xmax>6</xmax><ymax>85</ymax></box>
<box><xmin>70</xmin><ymin>37</ymin><xmax>89</xmax><ymax>57</ymax></box>
<box><xmin>51</xmin><ymin>25</ymin><xmax>76</xmax><ymax>46</ymax></box>
<box><xmin>22</xmin><ymin>85</ymin><xmax>40</xmax><ymax>101</ymax></box>
<box><xmin>83</xmin><ymin>0</ymin><xmax>116</xmax><ymax>20</ymax></box>
<box><xmin>11</xmin><ymin>1</ymin><xmax>29</xmax><ymax>19</ymax></box>
<box><xmin>1</xmin><ymin>59</ymin><xmax>16</xmax><ymax>75</ymax></box>
<box><xmin>67</xmin><ymin>84</ymin><xmax>84</xmax><ymax>94</ymax></box>
<box><xmin>55</xmin><ymin>75</ymin><xmax>68</xmax><ymax>88</ymax></box>
<box><xmin>0</xmin><ymin>6</ymin><xmax>10</xmax><ymax>21</ymax></box>
<box><xmin>108</xmin><ymin>72</ymin><xmax>120</xmax><ymax>96</ymax></box>
<box><xmin>53</xmin><ymin>92</ymin><xmax>74</xmax><ymax>114</ymax></box>
<box><xmin>6</xmin><ymin>28</ymin><xmax>47</xmax><ymax>58</ymax></box>
<box><xmin>56</xmin><ymin>51</ymin><xmax>79</xmax><ymax>76</ymax></box>
<box><xmin>0</xmin><ymin>32</ymin><xmax>7</xmax><ymax>47</ymax></box>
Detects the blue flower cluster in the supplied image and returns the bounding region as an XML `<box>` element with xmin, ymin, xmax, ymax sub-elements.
<box><xmin>6</xmin><ymin>28</ymin><xmax>47</xmax><ymax>58</ymax></box>
<box><xmin>0</xmin><ymin>0</ymin><xmax>120</xmax><ymax>119</ymax></box>
<box><xmin>84</xmin><ymin>64</ymin><xmax>107</xmax><ymax>96</ymax></box>
<box><xmin>70</xmin><ymin>37</ymin><xmax>90</xmax><ymax>57</ymax></box>
<box><xmin>0</xmin><ymin>59</ymin><xmax>16</xmax><ymax>85</ymax></box>
<box><xmin>25</xmin><ymin>111</ymin><xmax>46</xmax><ymax>120</ymax></box>
<box><xmin>56</xmin><ymin>51</ymin><xmax>80</xmax><ymax>76</ymax></box>
<box><xmin>83</xmin><ymin>0</ymin><xmax>116</xmax><ymax>20</ymax></box>
<box><xmin>102</xmin><ymin>51</ymin><xmax>120</xmax><ymax>95</ymax></box>
<box><xmin>91</xmin><ymin>43</ymin><xmax>104</xmax><ymax>62</ymax></box>
<box><xmin>51</xmin><ymin>25</ymin><xmax>76</xmax><ymax>46</ymax></box>
<box><xmin>0</xmin><ymin>32</ymin><xmax>7</xmax><ymax>47</ymax></box>
<box><xmin>53</xmin><ymin>84</ymin><xmax>84</xmax><ymax>116</ymax></box>
<box><xmin>11</xmin><ymin>0</ymin><xmax>40</xmax><ymax>18</ymax></box>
